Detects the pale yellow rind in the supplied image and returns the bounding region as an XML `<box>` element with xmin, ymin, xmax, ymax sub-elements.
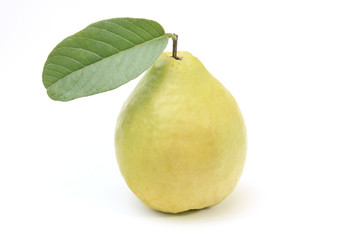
<box><xmin>115</xmin><ymin>52</ymin><xmax>247</xmax><ymax>213</ymax></box>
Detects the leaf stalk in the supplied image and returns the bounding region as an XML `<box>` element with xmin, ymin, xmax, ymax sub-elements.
<box><xmin>166</xmin><ymin>33</ymin><xmax>179</xmax><ymax>60</ymax></box>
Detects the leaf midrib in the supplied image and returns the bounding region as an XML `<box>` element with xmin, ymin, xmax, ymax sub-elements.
<box><xmin>45</xmin><ymin>34</ymin><xmax>167</xmax><ymax>89</ymax></box>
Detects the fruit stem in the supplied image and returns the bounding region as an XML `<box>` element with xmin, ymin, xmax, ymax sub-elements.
<box><xmin>166</xmin><ymin>33</ymin><xmax>180</xmax><ymax>60</ymax></box>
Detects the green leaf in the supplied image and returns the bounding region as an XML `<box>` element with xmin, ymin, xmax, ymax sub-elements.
<box><xmin>42</xmin><ymin>18</ymin><xmax>168</xmax><ymax>101</ymax></box>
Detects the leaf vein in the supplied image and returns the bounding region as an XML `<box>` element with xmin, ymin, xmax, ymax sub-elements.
<box><xmin>55</xmin><ymin>46</ymin><xmax>103</xmax><ymax>59</ymax></box>
<box><xmin>87</xmin><ymin>26</ymin><xmax>136</xmax><ymax>46</ymax></box>
<box><xmin>43</xmin><ymin>72</ymin><xmax>61</xmax><ymax>79</ymax></box>
<box><xmin>44</xmin><ymin>68</ymin><xmax>67</xmax><ymax>75</ymax></box>
<box><xmin>73</xmin><ymin>35</ymin><xmax>120</xmax><ymax>51</ymax></box>
<box><xmin>142</xmin><ymin>21</ymin><xmax>162</xmax><ymax>35</ymax></box>
<box><xmin>45</xmin><ymin>63</ymin><xmax>73</xmax><ymax>73</ymax></box>
<box><xmin>122</xmin><ymin>19</ymin><xmax>154</xmax><ymax>38</ymax></box>
<box><xmin>105</xmin><ymin>20</ymin><xmax>146</xmax><ymax>41</ymax></box>
<box><xmin>47</xmin><ymin>55</ymin><xmax>85</xmax><ymax>67</ymax></box>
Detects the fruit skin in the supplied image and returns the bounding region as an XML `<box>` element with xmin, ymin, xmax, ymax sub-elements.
<box><xmin>115</xmin><ymin>51</ymin><xmax>247</xmax><ymax>213</ymax></box>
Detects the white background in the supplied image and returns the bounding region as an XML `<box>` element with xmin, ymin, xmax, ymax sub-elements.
<box><xmin>1</xmin><ymin>0</ymin><xmax>359</xmax><ymax>239</ymax></box>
